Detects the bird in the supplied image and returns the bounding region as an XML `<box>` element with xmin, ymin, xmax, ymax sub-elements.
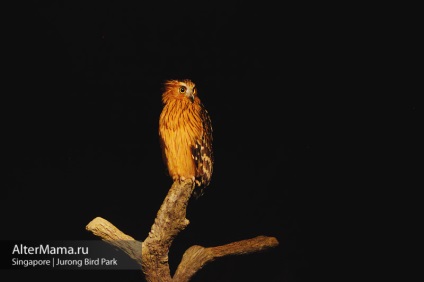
<box><xmin>159</xmin><ymin>79</ymin><xmax>213</xmax><ymax>198</ymax></box>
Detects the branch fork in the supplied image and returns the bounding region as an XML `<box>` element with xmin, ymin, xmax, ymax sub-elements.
<box><xmin>86</xmin><ymin>179</ymin><xmax>279</xmax><ymax>282</ymax></box>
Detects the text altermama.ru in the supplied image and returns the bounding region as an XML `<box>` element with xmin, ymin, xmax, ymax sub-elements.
<box><xmin>12</xmin><ymin>244</ymin><xmax>88</xmax><ymax>255</ymax></box>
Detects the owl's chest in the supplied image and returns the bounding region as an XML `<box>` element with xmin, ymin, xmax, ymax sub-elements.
<box><xmin>160</xmin><ymin>104</ymin><xmax>202</xmax><ymax>133</ymax></box>
<box><xmin>159</xmin><ymin>110</ymin><xmax>201</xmax><ymax>151</ymax></box>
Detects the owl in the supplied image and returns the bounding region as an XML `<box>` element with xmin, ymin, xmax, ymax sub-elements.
<box><xmin>159</xmin><ymin>79</ymin><xmax>213</xmax><ymax>198</ymax></box>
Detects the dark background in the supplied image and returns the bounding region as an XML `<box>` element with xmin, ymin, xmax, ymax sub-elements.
<box><xmin>2</xmin><ymin>1</ymin><xmax>418</xmax><ymax>282</ymax></box>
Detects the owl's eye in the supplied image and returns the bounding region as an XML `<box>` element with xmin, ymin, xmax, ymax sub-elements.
<box><xmin>179</xmin><ymin>86</ymin><xmax>186</xmax><ymax>93</ymax></box>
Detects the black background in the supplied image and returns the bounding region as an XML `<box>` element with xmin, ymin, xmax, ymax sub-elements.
<box><xmin>2</xmin><ymin>1</ymin><xmax>418</xmax><ymax>282</ymax></box>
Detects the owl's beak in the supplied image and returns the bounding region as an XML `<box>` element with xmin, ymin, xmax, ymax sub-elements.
<box><xmin>188</xmin><ymin>93</ymin><xmax>194</xmax><ymax>103</ymax></box>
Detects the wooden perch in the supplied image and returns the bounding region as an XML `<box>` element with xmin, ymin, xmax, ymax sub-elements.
<box><xmin>86</xmin><ymin>179</ymin><xmax>279</xmax><ymax>282</ymax></box>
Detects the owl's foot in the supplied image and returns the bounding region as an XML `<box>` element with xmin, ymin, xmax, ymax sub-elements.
<box><xmin>176</xmin><ymin>175</ymin><xmax>195</xmax><ymax>184</ymax></box>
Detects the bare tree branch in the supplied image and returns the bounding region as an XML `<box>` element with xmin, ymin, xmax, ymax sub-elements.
<box><xmin>86</xmin><ymin>179</ymin><xmax>279</xmax><ymax>281</ymax></box>
<box><xmin>86</xmin><ymin>217</ymin><xmax>142</xmax><ymax>265</ymax></box>
<box><xmin>141</xmin><ymin>179</ymin><xmax>195</xmax><ymax>282</ymax></box>
<box><xmin>173</xmin><ymin>236</ymin><xmax>279</xmax><ymax>282</ymax></box>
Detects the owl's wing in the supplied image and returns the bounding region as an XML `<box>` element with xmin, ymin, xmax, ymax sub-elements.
<box><xmin>192</xmin><ymin>103</ymin><xmax>213</xmax><ymax>198</ymax></box>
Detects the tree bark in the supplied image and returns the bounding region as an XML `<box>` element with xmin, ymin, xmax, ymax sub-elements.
<box><xmin>86</xmin><ymin>179</ymin><xmax>279</xmax><ymax>281</ymax></box>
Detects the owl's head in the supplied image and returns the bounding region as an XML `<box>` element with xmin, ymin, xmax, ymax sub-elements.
<box><xmin>162</xmin><ymin>79</ymin><xmax>198</xmax><ymax>103</ymax></box>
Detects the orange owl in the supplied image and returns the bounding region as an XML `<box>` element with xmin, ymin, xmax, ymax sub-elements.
<box><xmin>159</xmin><ymin>79</ymin><xmax>213</xmax><ymax>198</ymax></box>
